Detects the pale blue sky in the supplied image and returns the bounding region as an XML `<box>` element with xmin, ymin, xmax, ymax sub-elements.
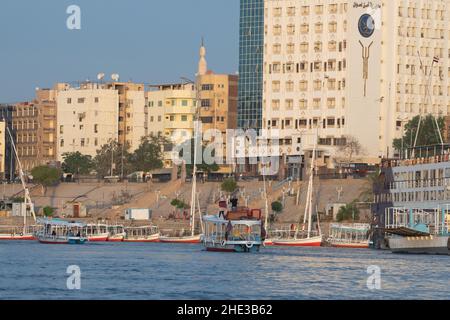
<box><xmin>0</xmin><ymin>0</ymin><xmax>239</xmax><ymax>102</ymax></box>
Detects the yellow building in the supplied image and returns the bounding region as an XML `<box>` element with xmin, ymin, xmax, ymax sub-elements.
<box><xmin>146</xmin><ymin>84</ymin><xmax>196</xmax><ymax>167</ymax></box>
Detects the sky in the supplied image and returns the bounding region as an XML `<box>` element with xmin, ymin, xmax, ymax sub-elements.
<box><xmin>0</xmin><ymin>0</ymin><xmax>239</xmax><ymax>103</ymax></box>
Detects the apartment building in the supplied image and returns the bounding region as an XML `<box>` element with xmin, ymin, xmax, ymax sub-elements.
<box><xmin>13</xmin><ymin>88</ymin><xmax>58</xmax><ymax>172</ymax></box>
<box><xmin>146</xmin><ymin>84</ymin><xmax>196</xmax><ymax>167</ymax></box>
<box><xmin>262</xmin><ymin>0</ymin><xmax>450</xmax><ymax>174</ymax></box>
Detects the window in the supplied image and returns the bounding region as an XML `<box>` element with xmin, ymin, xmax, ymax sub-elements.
<box><xmin>94</xmin><ymin>97</ymin><xmax>99</xmax><ymax>103</ymax></box>
<box><xmin>67</xmin><ymin>98</ymin><xmax>72</xmax><ymax>104</ymax></box>
<box><xmin>94</xmin><ymin>124</ymin><xmax>98</xmax><ymax>133</ymax></box>
<box><xmin>182</xmin><ymin>100</ymin><xmax>188</xmax><ymax>106</ymax></box>
<box><xmin>60</xmin><ymin>125</ymin><xmax>64</xmax><ymax>134</ymax></box>
<box><xmin>201</xmin><ymin>100</ymin><xmax>211</xmax><ymax>107</ymax></box>
<box><xmin>77</xmin><ymin>98</ymin><xmax>85</xmax><ymax>104</ymax></box>
<box><xmin>181</xmin><ymin>115</ymin><xmax>188</xmax><ymax>121</ymax></box>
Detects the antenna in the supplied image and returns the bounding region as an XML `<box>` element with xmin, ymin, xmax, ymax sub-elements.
<box><xmin>97</xmin><ymin>73</ymin><xmax>105</xmax><ymax>81</ymax></box>
<box><xmin>111</xmin><ymin>74</ymin><xmax>120</xmax><ymax>82</ymax></box>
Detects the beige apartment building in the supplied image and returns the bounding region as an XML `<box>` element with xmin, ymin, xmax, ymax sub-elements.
<box><xmin>263</xmin><ymin>0</ymin><xmax>450</xmax><ymax>172</ymax></box>
<box><xmin>56</xmin><ymin>81</ymin><xmax>147</xmax><ymax>162</ymax></box>
<box><xmin>13</xmin><ymin>88</ymin><xmax>58</xmax><ymax>172</ymax></box>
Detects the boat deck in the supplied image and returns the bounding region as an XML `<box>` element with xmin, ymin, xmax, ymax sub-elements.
<box><xmin>384</xmin><ymin>227</ymin><xmax>430</xmax><ymax>237</ymax></box>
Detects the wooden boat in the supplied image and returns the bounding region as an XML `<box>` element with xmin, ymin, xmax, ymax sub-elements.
<box><xmin>123</xmin><ymin>226</ymin><xmax>160</xmax><ymax>242</ymax></box>
<box><xmin>327</xmin><ymin>223</ymin><xmax>371</xmax><ymax>249</ymax></box>
<box><xmin>84</xmin><ymin>224</ymin><xmax>109</xmax><ymax>242</ymax></box>
<box><xmin>107</xmin><ymin>225</ymin><xmax>126</xmax><ymax>242</ymax></box>
<box><xmin>272</xmin><ymin>130</ymin><xmax>323</xmax><ymax>248</ymax></box>
<box><xmin>0</xmin><ymin>127</ymin><xmax>37</xmax><ymax>241</ymax></box>
<box><xmin>36</xmin><ymin>219</ymin><xmax>87</xmax><ymax>244</ymax></box>
<box><xmin>203</xmin><ymin>208</ymin><xmax>263</xmax><ymax>253</ymax></box>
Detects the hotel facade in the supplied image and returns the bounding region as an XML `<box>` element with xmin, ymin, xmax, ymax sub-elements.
<box><xmin>242</xmin><ymin>0</ymin><xmax>450</xmax><ymax>173</ymax></box>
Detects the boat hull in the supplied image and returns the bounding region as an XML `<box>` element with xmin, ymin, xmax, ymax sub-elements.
<box><xmin>388</xmin><ymin>236</ymin><xmax>450</xmax><ymax>255</ymax></box>
<box><xmin>123</xmin><ymin>233</ymin><xmax>160</xmax><ymax>243</ymax></box>
<box><xmin>159</xmin><ymin>234</ymin><xmax>202</xmax><ymax>244</ymax></box>
<box><xmin>87</xmin><ymin>234</ymin><xmax>109</xmax><ymax>242</ymax></box>
<box><xmin>330</xmin><ymin>242</ymin><xmax>370</xmax><ymax>249</ymax></box>
<box><xmin>107</xmin><ymin>236</ymin><xmax>124</xmax><ymax>242</ymax></box>
<box><xmin>272</xmin><ymin>236</ymin><xmax>323</xmax><ymax>247</ymax></box>
<box><xmin>205</xmin><ymin>244</ymin><xmax>261</xmax><ymax>253</ymax></box>
<box><xmin>0</xmin><ymin>234</ymin><xmax>35</xmax><ymax>241</ymax></box>
<box><xmin>38</xmin><ymin>236</ymin><xmax>87</xmax><ymax>245</ymax></box>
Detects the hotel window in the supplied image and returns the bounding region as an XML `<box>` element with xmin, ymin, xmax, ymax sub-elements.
<box><xmin>181</xmin><ymin>115</ymin><xmax>188</xmax><ymax>121</ymax></box>
<box><xmin>287</xmin><ymin>43</ymin><xmax>295</xmax><ymax>54</ymax></box>
<box><xmin>272</xmin><ymin>100</ymin><xmax>280</xmax><ymax>110</ymax></box>
<box><xmin>287</xmin><ymin>24</ymin><xmax>295</xmax><ymax>35</ymax></box>
<box><xmin>299</xmin><ymin>99</ymin><xmax>307</xmax><ymax>110</ymax></box>
<box><xmin>67</xmin><ymin>98</ymin><xmax>72</xmax><ymax>104</ymax></box>
<box><xmin>273</xmin><ymin>44</ymin><xmax>281</xmax><ymax>54</ymax></box>
<box><xmin>328</xmin><ymin>22</ymin><xmax>337</xmax><ymax>33</ymax></box>
<box><xmin>273</xmin><ymin>7</ymin><xmax>282</xmax><ymax>17</ymax></box>
<box><xmin>286</xmin><ymin>62</ymin><xmax>295</xmax><ymax>73</ymax></box>
<box><xmin>77</xmin><ymin>98</ymin><xmax>85</xmax><ymax>104</ymax></box>
<box><xmin>201</xmin><ymin>100</ymin><xmax>211</xmax><ymax>107</ymax></box>
<box><xmin>60</xmin><ymin>125</ymin><xmax>64</xmax><ymax>134</ymax></box>
<box><xmin>314</xmin><ymin>41</ymin><xmax>322</xmax><ymax>52</ymax></box>
<box><xmin>329</xmin><ymin>4</ymin><xmax>338</xmax><ymax>14</ymax></box>
<box><xmin>300</xmin><ymin>42</ymin><xmax>309</xmax><ymax>53</ymax></box>
<box><xmin>313</xmin><ymin>61</ymin><xmax>322</xmax><ymax>72</ymax></box>
<box><xmin>94</xmin><ymin>124</ymin><xmax>98</xmax><ymax>133</ymax></box>
<box><xmin>273</xmin><ymin>63</ymin><xmax>281</xmax><ymax>73</ymax></box>
<box><xmin>327</xmin><ymin>79</ymin><xmax>336</xmax><ymax>90</ymax></box>
<box><xmin>299</xmin><ymin>119</ymin><xmax>307</xmax><ymax>128</ymax></box>
<box><xmin>299</xmin><ymin>62</ymin><xmax>307</xmax><ymax>72</ymax></box>
<box><xmin>327</xmin><ymin>98</ymin><xmax>336</xmax><ymax>109</ymax></box>
<box><xmin>328</xmin><ymin>41</ymin><xmax>337</xmax><ymax>52</ymax></box>
<box><xmin>94</xmin><ymin>97</ymin><xmax>99</xmax><ymax>103</ymax></box>
<box><xmin>313</xmin><ymin>98</ymin><xmax>321</xmax><ymax>110</ymax></box>
<box><xmin>315</xmin><ymin>23</ymin><xmax>323</xmax><ymax>34</ymax></box>
<box><xmin>60</xmin><ymin>139</ymin><xmax>64</xmax><ymax>147</ymax></box>
<box><xmin>182</xmin><ymin>100</ymin><xmax>188</xmax><ymax>106</ymax></box>
<box><xmin>315</xmin><ymin>5</ymin><xmax>323</xmax><ymax>15</ymax></box>
<box><xmin>300</xmin><ymin>24</ymin><xmax>309</xmax><ymax>34</ymax></box>
<box><xmin>286</xmin><ymin>81</ymin><xmax>294</xmax><ymax>92</ymax></box>
<box><xmin>158</xmin><ymin>101</ymin><xmax>163</xmax><ymax>107</ymax></box>
<box><xmin>301</xmin><ymin>6</ymin><xmax>309</xmax><ymax>16</ymax></box>
<box><xmin>81</xmin><ymin>138</ymin><xmax>85</xmax><ymax>147</ymax></box>
<box><xmin>285</xmin><ymin>99</ymin><xmax>294</xmax><ymax>110</ymax></box>
<box><xmin>299</xmin><ymin>80</ymin><xmax>308</xmax><ymax>91</ymax></box>
<box><xmin>287</xmin><ymin>7</ymin><xmax>295</xmax><ymax>16</ymax></box>
<box><xmin>272</xmin><ymin>81</ymin><xmax>280</xmax><ymax>92</ymax></box>
<box><xmin>273</xmin><ymin>25</ymin><xmax>282</xmax><ymax>36</ymax></box>
<box><xmin>313</xmin><ymin>80</ymin><xmax>322</xmax><ymax>91</ymax></box>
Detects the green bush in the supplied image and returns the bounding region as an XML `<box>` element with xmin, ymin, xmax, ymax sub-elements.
<box><xmin>271</xmin><ymin>201</ymin><xmax>283</xmax><ymax>214</ymax></box>
<box><xmin>336</xmin><ymin>202</ymin><xmax>360</xmax><ymax>222</ymax></box>
<box><xmin>43</xmin><ymin>206</ymin><xmax>54</xmax><ymax>217</ymax></box>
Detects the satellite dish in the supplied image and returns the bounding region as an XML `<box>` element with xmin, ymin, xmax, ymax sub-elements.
<box><xmin>111</xmin><ymin>74</ymin><xmax>120</xmax><ymax>82</ymax></box>
<box><xmin>97</xmin><ymin>73</ymin><xmax>105</xmax><ymax>81</ymax></box>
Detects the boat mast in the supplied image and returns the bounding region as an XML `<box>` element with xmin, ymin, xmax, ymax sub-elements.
<box><xmin>262</xmin><ymin>162</ymin><xmax>270</xmax><ymax>230</ymax></box>
<box><xmin>307</xmin><ymin>128</ymin><xmax>318</xmax><ymax>239</ymax></box>
<box><xmin>190</xmin><ymin>75</ymin><xmax>201</xmax><ymax>237</ymax></box>
<box><xmin>6</xmin><ymin>127</ymin><xmax>36</xmax><ymax>230</ymax></box>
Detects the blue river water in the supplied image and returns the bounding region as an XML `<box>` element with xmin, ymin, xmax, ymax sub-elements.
<box><xmin>0</xmin><ymin>241</ymin><xmax>449</xmax><ymax>300</ymax></box>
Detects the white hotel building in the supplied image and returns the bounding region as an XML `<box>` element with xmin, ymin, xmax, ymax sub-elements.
<box><xmin>263</xmin><ymin>0</ymin><xmax>450</xmax><ymax>170</ymax></box>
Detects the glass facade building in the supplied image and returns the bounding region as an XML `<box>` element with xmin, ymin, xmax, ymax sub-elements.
<box><xmin>238</xmin><ymin>0</ymin><xmax>264</xmax><ymax>130</ymax></box>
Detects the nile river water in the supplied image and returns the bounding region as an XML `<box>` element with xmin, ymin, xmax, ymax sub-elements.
<box><xmin>0</xmin><ymin>241</ymin><xmax>449</xmax><ymax>300</ymax></box>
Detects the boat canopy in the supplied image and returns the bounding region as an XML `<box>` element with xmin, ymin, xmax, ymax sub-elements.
<box><xmin>37</xmin><ymin>218</ymin><xmax>86</xmax><ymax>228</ymax></box>
<box><xmin>203</xmin><ymin>215</ymin><xmax>261</xmax><ymax>227</ymax></box>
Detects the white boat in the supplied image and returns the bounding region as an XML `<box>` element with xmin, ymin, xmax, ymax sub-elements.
<box><xmin>107</xmin><ymin>225</ymin><xmax>126</xmax><ymax>242</ymax></box>
<box><xmin>327</xmin><ymin>223</ymin><xmax>371</xmax><ymax>249</ymax></box>
<box><xmin>203</xmin><ymin>209</ymin><xmax>263</xmax><ymax>253</ymax></box>
<box><xmin>36</xmin><ymin>219</ymin><xmax>87</xmax><ymax>245</ymax></box>
<box><xmin>273</xmin><ymin>129</ymin><xmax>323</xmax><ymax>247</ymax></box>
<box><xmin>124</xmin><ymin>226</ymin><xmax>160</xmax><ymax>242</ymax></box>
<box><xmin>84</xmin><ymin>223</ymin><xmax>109</xmax><ymax>242</ymax></box>
<box><xmin>0</xmin><ymin>127</ymin><xmax>37</xmax><ymax>241</ymax></box>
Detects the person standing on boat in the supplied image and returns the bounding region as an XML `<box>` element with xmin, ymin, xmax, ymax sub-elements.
<box><xmin>230</xmin><ymin>196</ymin><xmax>238</xmax><ymax>212</ymax></box>
<box><xmin>225</xmin><ymin>220</ymin><xmax>233</xmax><ymax>241</ymax></box>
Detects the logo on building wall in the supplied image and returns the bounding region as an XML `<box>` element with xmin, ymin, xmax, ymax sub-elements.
<box><xmin>358</xmin><ymin>13</ymin><xmax>376</xmax><ymax>97</ymax></box>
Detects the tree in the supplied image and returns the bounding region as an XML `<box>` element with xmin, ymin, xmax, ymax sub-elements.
<box><xmin>393</xmin><ymin>115</ymin><xmax>445</xmax><ymax>155</ymax></box>
<box><xmin>271</xmin><ymin>201</ymin><xmax>283</xmax><ymax>214</ymax></box>
<box><xmin>31</xmin><ymin>166</ymin><xmax>62</xmax><ymax>195</ymax></box>
<box><xmin>62</xmin><ymin>152</ymin><xmax>93</xmax><ymax>175</ymax></box>
<box><xmin>221</xmin><ymin>178</ymin><xmax>238</xmax><ymax>194</ymax></box>
<box><xmin>129</xmin><ymin>136</ymin><xmax>166</xmax><ymax>172</ymax></box>
<box><xmin>359</xmin><ymin>169</ymin><xmax>384</xmax><ymax>203</ymax></box>
<box><xmin>336</xmin><ymin>202</ymin><xmax>360</xmax><ymax>222</ymax></box>
<box><xmin>337</xmin><ymin>136</ymin><xmax>364</xmax><ymax>170</ymax></box>
<box><xmin>43</xmin><ymin>206</ymin><xmax>54</xmax><ymax>217</ymax></box>
<box><xmin>93</xmin><ymin>140</ymin><xmax>133</xmax><ymax>178</ymax></box>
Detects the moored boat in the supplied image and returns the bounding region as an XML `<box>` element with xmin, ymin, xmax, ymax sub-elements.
<box><xmin>203</xmin><ymin>208</ymin><xmax>263</xmax><ymax>253</ymax></box>
<box><xmin>327</xmin><ymin>223</ymin><xmax>371</xmax><ymax>249</ymax></box>
<box><xmin>36</xmin><ymin>219</ymin><xmax>87</xmax><ymax>244</ymax></box>
<box><xmin>123</xmin><ymin>225</ymin><xmax>160</xmax><ymax>242</ymax></box>
<box><xmin>84</xmin><ymin>223</ymin><xmax>109</xmax><ymax>242</ymax></box>
<box><xmin>107</xmin><ymin>225</ymin><xmax>126</xmax><ymax>242</ymax></box>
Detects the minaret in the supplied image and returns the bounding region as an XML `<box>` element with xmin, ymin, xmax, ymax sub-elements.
<box><xmin>198</xmin><ymin>38</ymin><xmax>207</xmax><ymax>76</ymax></box>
